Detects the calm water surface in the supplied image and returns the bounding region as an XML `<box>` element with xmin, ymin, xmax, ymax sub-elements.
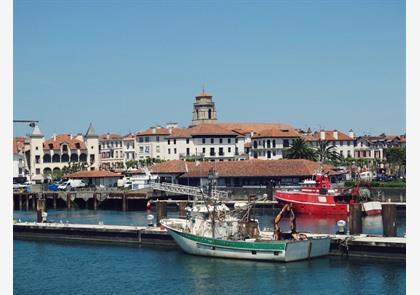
<box><xmin>13</xmin><ymin>209</ymin><xmax>406</xmax><ymax>294</ymax></box>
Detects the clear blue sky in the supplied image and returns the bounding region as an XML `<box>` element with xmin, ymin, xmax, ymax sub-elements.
<box><xmin>13</xmin><ymin>0</ymin><xmax>405</xmax><ymax>138</ymax></box>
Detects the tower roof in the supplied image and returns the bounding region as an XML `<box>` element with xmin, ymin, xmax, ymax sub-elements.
<box><xmin>85</xmin><ymin>123</ymin><xmax>98</xmax><ymax>138</ymax></box>
<box><xmin>30</xmin><ymin>124</ymin><xmax>43</xmax><ymax>138</ymax></box>
<box><xmin>195</xmin><ymin>90</ymin><xmax>212</xmax><ymax>98</ymax></box>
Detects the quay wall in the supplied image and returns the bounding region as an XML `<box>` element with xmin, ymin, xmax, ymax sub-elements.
<box><xmin>14</xmin><ymin>223</ymin><xmax>405</xmax><ymax>260</ymax></box>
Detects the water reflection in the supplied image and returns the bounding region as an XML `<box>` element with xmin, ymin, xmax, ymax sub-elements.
<box><xmin>13</xmin><ymin>208</ymin><xmax>406</xmax><ymax>236</ymax></box>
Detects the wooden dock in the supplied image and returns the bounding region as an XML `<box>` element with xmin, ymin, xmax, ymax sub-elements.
<box><xmin>13</xmin><ymin>222</ymin><xmax>405</xmax><ymax>260</ymax></box>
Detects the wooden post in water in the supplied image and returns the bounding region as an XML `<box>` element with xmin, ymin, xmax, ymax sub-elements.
<box><xmin>122</xmin><ymin>192</ymin><xmax>127</xmax><ymax>211</ymax></box>
<box><xmin>53</xmin><ymin>194</ymin><xmax>57</xmax><ymax>209</ymax></box>
<box><xmin>18</xmin><ymin>194</ymin><xmax>22</xmax><ymax>210</ymax></box>
<box><xmin>179</xmin><ymin>201</ymin><xmax>187</xmax><ymax>218</ymax></box>
<box><xmin>36</xmin><ymin>198</ymin><xmax>46</xmax><ymax>223</ymax></box>
<box><xmin>157</xmin><ymin>201</ymin><xmax>167</xmax><ymax>225</ymax></box>
<box><xmin>382</xmin><ymin>204</ymin><xmax>397</xmax><ymax>237</ymax></box>
<box><xmin>25</xmin><ymin>194</ymin><xmax>29</xmax><ymax>211</ymax></box>
<box><xmin>93</xmin><ymin>193</ymin><xmax>97</xmax><ymax>210</ymax></box>
<box><xmin>66</xmin><ymin>193</ymin><xmax>71</xmax><ymax>209</ymax></box>
<box><xmin>349</xmin><ymin>203</ymin><xmax>363</xmax><ymax>235</ymax></box>
<box><xmin>32</xmin><ymin>194</ymin><xmax>37</xmax><ymax>211</ymax></box>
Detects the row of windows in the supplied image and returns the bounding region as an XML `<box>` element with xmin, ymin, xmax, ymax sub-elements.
<box><xmin>140</xmin><ymin>137</ymin><xmax>240</xmax><ymax>145</ymax></box>
<box><xmin>167</xmin><ymin>147</ymin><xmax>239</xmax><ymax>156</ymax></box>
<box><xmin>35</xmin><ymin>153</ymin><xmax>92</xmax><ymax>163</ymax></box>
<box><xmin>45</xmin><ymin>143</ymin><xmax>82</xmax><ymax>150</ymax></box>
<box><xmin>100</xmin><ymin>141</ymin><xmax>122</xmax><ymax>149</ymax></box>
<box><xmin>101</xmin><ymin>150</ymin><xmax>123</xmax><ymax>159</ymax></box>
<box><xmin>253</xmin><ymin>139</ymin><xmax>285</xmax><ymax>148</ymax></box>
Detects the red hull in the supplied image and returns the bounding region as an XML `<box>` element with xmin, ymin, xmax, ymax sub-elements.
<box><xmin>275</xmin><ymin>191</ymin><xmax>349</xmax><ymax>215</ymax></box>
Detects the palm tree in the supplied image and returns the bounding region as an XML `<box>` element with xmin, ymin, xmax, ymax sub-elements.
<box><xmin>284</xmin><ymin>137</ymin><xmax>317</xmax><ymax>161</ymax></box>
<box><xmin>315</xmin><ymin>141</ymin><xmax>341</xmax><ymax>163</ymax></box>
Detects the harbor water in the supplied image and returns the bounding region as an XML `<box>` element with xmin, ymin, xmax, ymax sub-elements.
<box><xmin>13</xmin><ymin>209</ymin><xmax>406</xmax><ymax>294</ymax></box>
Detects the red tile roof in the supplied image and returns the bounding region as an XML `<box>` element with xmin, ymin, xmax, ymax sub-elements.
<box><xmin>43</xmin><ymin>134</ymin><xmax>87</xmax><ymax>150</ymax></box>
<box><xmin>189</xmin><ymin>124</ymin><xmax>239</xmax><ymax>137</ymax></box>
<box><xmin>100</xmin><ymin>133</ymin><xmax>123</xmax><ymax>140</ymax></box>
<box><xmin>216</xmin><ymin>123</ymin><xmax>296</xmax><ymax>134</ymax></box>
<box><xmin>66</xmin><ymin>170</ymin><xmax>122</xmax><ymax>178</ymax></box>
<box><xmin>196</xmin><ymin>91</ymin><xmax>212</xmax><ymax>97</ymax></box>
<box><xmin>136</xmin><ymin>127</ymin><xmax>171</xmax><ymax>136</ymax></box>
<box><xmin>13</xmin><ymin>137</ymin><xmax>25</xmax><ymax>154</ymax></box>
<box><xmin>166</xmin><ymin>128</ymin><xmax>193</xmax><ymax>139</ymax></box>
<box><xmin>151</xmin><ymin>159</ymin><xmax>333</xmax><ymax>178</ymax></box>
<box><xmin>310</xmin><ymin>130</ymin><xmax>353</xmax><ymax>141</ymax></box>
<box><xmin>252</xmin><ymin>128</ymin><xmax>300</xmax><ymax>139</ymax></box>
<box><xmin>150</xmin><ymin>160</ymin><xmax>189</xmax><ymax>174</ymax></box>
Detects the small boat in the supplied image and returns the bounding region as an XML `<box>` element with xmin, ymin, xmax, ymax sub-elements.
<box><xmin>274</xmin><ymin>172</ymin><xmax>382</xmax><ymax>216</ymax></box>
<box><xmin>161</xmin><ymin>196</ymin><xmax>331</xmax><ymax>262</ymax></box>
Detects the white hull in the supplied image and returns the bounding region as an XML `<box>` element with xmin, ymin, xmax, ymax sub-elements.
<box><xmin>162</xmin><ymin>219</ymin><xmax>331</xmax><ymax>262</ymax></box>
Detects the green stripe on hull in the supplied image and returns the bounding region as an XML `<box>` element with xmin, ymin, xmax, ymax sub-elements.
<box><xmin>178</xmin><ymin>231</ymin><xmax>286</xmax><ymax>251</ymax></box>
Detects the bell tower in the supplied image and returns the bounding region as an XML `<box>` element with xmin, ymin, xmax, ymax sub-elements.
<box><xmin>191</xmin><ymin>89</ymin><xmax>218</xmax><ymax>126</ymax></box>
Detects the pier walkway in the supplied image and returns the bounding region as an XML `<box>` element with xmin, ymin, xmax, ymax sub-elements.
<box><xmin>13</xmin><ymin>222</ymin><xmax>405</xmax><ymax>260</ymax></box>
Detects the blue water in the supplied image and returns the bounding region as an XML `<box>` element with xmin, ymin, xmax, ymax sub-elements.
<box><xmin>13</xmin><ymin>209</ymin><xmax>406</xmax><ymax>294</ymax></box>
<box><xmin>14</xmin><ymin>240</ymin><xmax>405</xmax><ymax>295</ymax></box>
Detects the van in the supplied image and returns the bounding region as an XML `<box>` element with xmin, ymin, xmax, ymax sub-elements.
<box><xmin>58</xmin><ymin>179</ymin><xmax>88</xmax><ymax>190</ymax></box>
<box><xmin>359</xmin><ymin>171</ymin><xmax>374</xmax><ymax>181</ymax></box>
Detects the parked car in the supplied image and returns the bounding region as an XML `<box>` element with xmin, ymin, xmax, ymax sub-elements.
<box><xmin>48</xmin><ymin>181</ymin><xmax>64</xmax><ymax>191</ymax></box>
<box><xmin>57</xmin><ymin>179</ymin><xmax>88</xmax><ymax>191</ymax></box>
<box><xmin>13</xmin><ymin>182</ymin><xmax>32</xmax><ymax>192</ymax></box>
<box><xmin>375</xmin><ymin>174</ymin><xmax>395</xmax><ymax>182</ymax></box>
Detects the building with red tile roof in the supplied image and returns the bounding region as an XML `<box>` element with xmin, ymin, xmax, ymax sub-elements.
<box><xmin>150</xmin><ymin>159</ymin><xmax>340</xmax><ymax>187</ymax></box>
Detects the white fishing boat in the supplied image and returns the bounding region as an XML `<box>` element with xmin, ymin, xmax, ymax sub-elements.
<box><xmin>161</xmin><ymin>195</ymin><xmax>330</xmax><ymax>262</ymax></box>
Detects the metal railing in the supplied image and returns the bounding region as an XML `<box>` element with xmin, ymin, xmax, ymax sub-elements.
<box><xmin>151</xmin><ymin>182</ymin><xmax>229</xmax><ymax>199</ymax></box>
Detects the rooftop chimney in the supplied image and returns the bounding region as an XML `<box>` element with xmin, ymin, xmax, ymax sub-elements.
<box><xmin>53</xmin><ymin>133</ymin><xmax>56</xmax><ymax>141</ymax></box>
<box><xmin>349</xmin><ymin>129</ymin><xmax>355</xmax><ymax>139</ymax></box>
<box><xmin>320</xmin><ymin>131</ymin><xmax>325</xmax><ymax>141</ymax></box>
<box><xmin>333</xmin><ymin>130</ymin><xmax>338</xmax><ymax>140</ymax></box>
<box><xmin>152</xmin><ymin>127</ymin><xmax>156</xmax><ymax>134</ymax></box>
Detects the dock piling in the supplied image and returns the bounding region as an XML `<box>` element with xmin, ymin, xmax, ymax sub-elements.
<box><xmin>36</xmin><ymin>198</ymin><xmax>46</xmax><ymax>223</ymax></box>
<box><xmin>53</xmin><ymin>194</ymin><xmax>57</xmax><ymax>209</ymax></box>
<box><xmin>349</xmin><ymin>203</ymin><xmax>363</xmax><ymax>235</ymax></box>
<box><xmin>66</xmin><ymin>193</ymin><xmax>71</xmax><ymax>209</ymax></box>
<box><xmin>382</xmin><ymin>204</ymin><xmax>397</xmax><ymax>237</ymax></box>
<box><xmin>122</xmin><ymin>193</ymin><xmax>127</xmax><ymax>211</ymax></box>
<box><xmin>18</xmin><ymin>194</ymin><xmax>22</xmax><ymax>210</ymax></box>
<box><xmin>178</xmin><ymin>201</ymin><xmax>187</xmax><ymax>218</ymax></box>
<box><xmin>25</xmin><ymin>195</ymin><xmax>29</xmax><ymax>211</ymax></box>
<box><xmin>93</xmin><ymin>193</ymin><xmax>97</xmax><ymax>210</ymax></box>
<box><xmin>157</xmin><ymin>201</ymin><xmax>167</xmax><ymax>225</ymax></box>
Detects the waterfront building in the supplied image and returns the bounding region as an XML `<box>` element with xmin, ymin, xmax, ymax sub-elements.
<box><xmin>136</xmin><ymin>125</ymin><xmax>173</xmax><ymax>160</ymax></box>
<box><xmin>167</xmin><ymin>124</ymin><xmax>245</xmax><ymax>161</ymax></box>
<box><xmin>65</xmin><ymin>170</ymin><xmax>122</xmax><ymax>187</ymax></box>
<box><xmin>135</xmin><ymin>123</ymin><xmax>246</xmax><ymax>162</ymax></box>
<box><xmin>354</xmin><ymin>134</ymin><xmax>405</xmax><ymax>160</ymax></box>
<box><xmin>99</xmin><ymin>133</ymin><xmax>124</xmax><ymax>170</ymax></box>
<box><xmin>303</xmin><ymin>129</ymin><xmax>355</xmax><ymax>158</ymax></box>
<box><xmin>150</xmin><ymin>159</ymin><xmax>345</xmax><ymax>187</ymax></box>
<box><xmin>250</xmin><ymin>127</ymin><xmax>300</xmax><ymax>159</ymax></box>
<box><xmin>122</xmin><ymin>133</ymin><xmax>136</xmax><ymax>161</ymax></box>
<box><xmin>23</xmin><ymin>123</ymin><xmax>100</xmax><ymax>183</ymax></box>
<box><xmin>13</xmin><ymin>137</ymin><xmax>29</xmax><ymax>180</ymax></box>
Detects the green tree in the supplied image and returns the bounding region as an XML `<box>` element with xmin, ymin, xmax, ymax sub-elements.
<box><xmin>384</xmin><ymin>147</ymin><xmax>406</xmax><ymax>177</ymax></box>
<box><xmin>284</xmin><ymin>137</ymin><xmax>317</xmax><ymax>161</ymax></box>
<box><xmin>315</xmin><ymin>141</ymin><xmax>341</xmax><ymax>163</ymax></box>
<box><xmin>126</xmin><ymin>160</ymin><xmax>139</xmax><ymax>169</ymax></box>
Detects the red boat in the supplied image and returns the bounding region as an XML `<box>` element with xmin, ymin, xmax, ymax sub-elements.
<box><xmin>274</xmin><ymin>173</ymin><xmax>381</xmax><ymax>216</ymax></box>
